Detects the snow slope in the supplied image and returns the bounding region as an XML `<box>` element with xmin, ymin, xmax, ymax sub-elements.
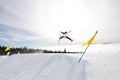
<box><xmin>0</xmin><ymin>52</ymin><xmax>120</xmax><ymax>80</ymax></box>
<box><xmin>0</xmin><ymin>54</ymin><xmax>86</xmax><ymax>80</ymax></box>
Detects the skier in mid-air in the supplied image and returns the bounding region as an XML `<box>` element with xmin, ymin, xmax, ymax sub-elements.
<box><xmin>58</xmin><ymin>30</ymin><xmax>73</xmax><ymax>42</ymax></box>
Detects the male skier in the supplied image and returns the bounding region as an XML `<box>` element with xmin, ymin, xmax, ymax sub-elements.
<box><xmin>58</xmin><ymin>30</ymin><xmax>73</xmax><ymax>42</ymax></box>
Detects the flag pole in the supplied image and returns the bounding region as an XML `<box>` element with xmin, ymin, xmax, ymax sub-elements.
<box><xmin>78</xmin><ymin>30</ymin><xmax>98</xmax><ymax>63</ymax></box>
<box><xmin>78</xmin><ymin>44</ymin><xmax>90</xmax><ymax>63</ymax></box>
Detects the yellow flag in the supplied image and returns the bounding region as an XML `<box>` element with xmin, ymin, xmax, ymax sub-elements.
<box><xmin>5</xmin><ymin>46</ymin><xmax>10</xmax><ymax>52</ymax></box>
<box><xmin>82</xmin><ymin>30</ymin><xmax>98</xmax><ymax>46</ymax></box>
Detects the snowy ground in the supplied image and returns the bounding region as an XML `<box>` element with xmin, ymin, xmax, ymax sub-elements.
<box><xmin>0</xmin><ymin>52</ymin><xmax>120</xmax><ymax>80</ymax></box>
<box><xmin>85</xmin><ymin>53</ymin><xmax>120</xmax><ymax>80</ymax></box>
<box><xmin>0</xmin><ymin>54</ymin><xmax>85</xmax><ymax>80</ymax></box>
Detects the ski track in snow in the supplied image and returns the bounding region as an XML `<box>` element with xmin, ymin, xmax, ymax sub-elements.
<box><xmin>0</xmin><ymin>53</ymin><xmax>120</xmax><ymax>80</ymax></box>
<box><xmin>0</xmin><ymin>54</ymin><xmax>86</xmax><ymax>80</ymax></box>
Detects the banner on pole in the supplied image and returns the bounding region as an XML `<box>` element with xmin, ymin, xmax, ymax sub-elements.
<box><xmin>5</xmin><ymin>46</ymin><xmax>10</xmax><ymax>52</ymax></box>
<box><xmin>78</xmin><ymin>30</ymin><xmax>98</xmax><ymax>63</ymax></box>
<box><xmin>82</xmin><ymin>30</ymin><xmax>98</xmax><ymax>46</ymax></box>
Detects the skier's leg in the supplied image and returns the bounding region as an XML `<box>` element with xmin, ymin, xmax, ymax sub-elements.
<box><xmin>58</xmin><ymin>36</ymin><xmax>64</xmax><ymax>42</ymax></box>
<box><xmin>66</xmin><ymin>36</ymin><xmax>73</xmax><ymax>42</ymax></box>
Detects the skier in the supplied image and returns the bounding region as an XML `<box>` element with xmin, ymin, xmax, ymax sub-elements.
<box><xmin>58</xmin><ymin>30</ymin><xmax>73</xmax><ymax>42</ymax></box>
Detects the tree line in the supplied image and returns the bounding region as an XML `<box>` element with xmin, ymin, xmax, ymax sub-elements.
<box><xmin>0</xmin><ymin>46</ymin><xmax>43</xmax><ymax>55</ymax></box>
<box><xmin>0</xmin><ymin>46</ymin><xmax>80</xmax><ymax>55</ymax></box>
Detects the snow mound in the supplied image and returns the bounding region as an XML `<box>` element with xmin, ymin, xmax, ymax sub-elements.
<box><xmin>0</xmin><ymin>54</ymin><xmax>86</xmax><ymax>80</ymax></box>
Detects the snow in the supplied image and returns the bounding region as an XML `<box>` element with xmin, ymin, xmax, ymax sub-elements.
<box><xmin>0</xmin><ymin>44</ymin><xmax>120</xmax><ymax>80</ymax></box>
<box><xmin>85</xmin><ymin>53</ymin><xmax>120</xmax><ymax>80</ymax></box>
<box><xmin>0</xmin><ymin>54</ymin><xmax>86</xmax><ymax>80</ymax></box>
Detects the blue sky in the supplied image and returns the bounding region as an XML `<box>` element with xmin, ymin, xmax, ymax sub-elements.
<box><xmin>0</xmin><ymin>0</ymin><xmax>120</xmax><ymax>48</ymax></box>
